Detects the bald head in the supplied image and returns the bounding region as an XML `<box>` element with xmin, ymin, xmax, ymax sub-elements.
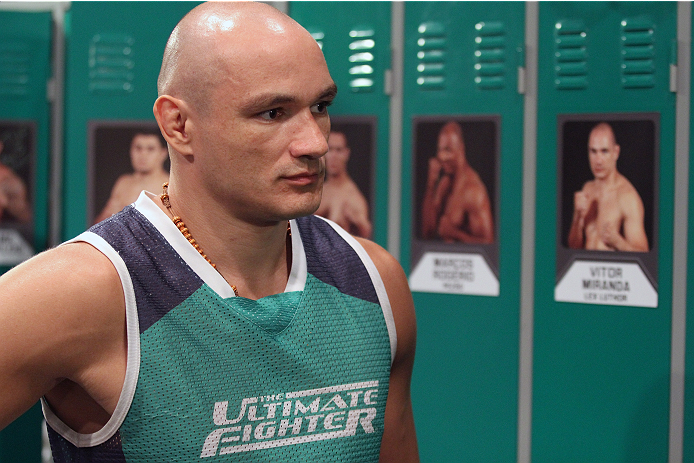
<box><xmin>440</xmin><ymin>121</ymin><xmax>464</xmax><ymax>148</ymax></box>
<box><xmin>589</xmin><ymin>122</ymin><xmax>617</xmax><ymax>146</ymax></box>
<box><xmin>588</xmin><ymin>122</ymin><xmax>621</xmax><ymax>180</ymax></box>
<box><xmin>437</xmin><ymin>121</ymin><xmax>466</xmax><ymax>172</ymax></box>
<box><xmin>158</xmin><ymin>2</ymin><xmax>320</xmax><ymax>114</ymax></box>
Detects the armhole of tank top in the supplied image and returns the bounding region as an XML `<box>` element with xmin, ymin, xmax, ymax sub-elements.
<box><xmin>40</xmin><ymin>231</ymin><xmax>141</xmax><ymax>447</ymax></box>
<box><xmin>286</xmin><ymin>219</ymin><xmax>307</xmax><ymax>293</ymax></box>
<box><xmin>313</xmin><ymin>216</ymin><xmax>397</xmax><ymax>365</ymax></box>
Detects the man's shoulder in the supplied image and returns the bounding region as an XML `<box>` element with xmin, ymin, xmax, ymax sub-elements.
<box><xmin>615</xmin><ymin>174</ymin><xmax>645</xmax><ymax>208</ymax></box>
<box><xmin>582</xmin><ymin>179</ymin><xmax>598</xmax><ymax>191</ymax></box>
<box><xmin>3</xmin><ymin>242</ymin><xmax>122</xmax><ymax>311</ymax></box>
<box><xmin>354</xmin><ymin>237</ymin><xmax>401</xmax><ymax>280</ymax></box>
<box><xmin>0</xmin><ymin>241</ymin><xmax>124</xmax><ymax>369</ymax></box>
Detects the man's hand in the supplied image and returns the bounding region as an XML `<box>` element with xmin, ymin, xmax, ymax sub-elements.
<box><xmin>574</xmin><ymin>191</ymin><xmax>589</xmax><ymax>220</ymax></box>
<box><xmin>600</xmin><ymin>222</ymin><xmax>620</xmax><ymax>250</ymax></box>
<box><xmin>426</xmin><ymin>157</ymin><xmax>443</xmax><ymax>189</ymax></box>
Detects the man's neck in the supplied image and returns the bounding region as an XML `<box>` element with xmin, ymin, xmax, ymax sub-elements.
<box><xmin>133</xmin><ymin>168</ymin><xmax>163</xmax><ymax>179</ymax></box>
<box><xmin>594</xmin><ymin>170</ymin><xmax>620</xmax><ymax>189</ymax></box>
<box><xmin>326</xmin><ymin>171</ymin><xmax>349</xmax><ymax>184</ymax></box>
<box><xmin>153</xmin><ymin>184</ymin><xmax>291</xmax><ymax>300</ymax></box>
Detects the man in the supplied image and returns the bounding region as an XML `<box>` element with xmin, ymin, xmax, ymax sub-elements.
<box><xmin>421</xmin><ymin>121</ymin><xmax>494</xmax><ymax>244</ymax></box>
<box><xmin>94</xmin><ymin>130</ymin><xmax>169</xmax><ymax>223</ymax></box>
<box><xmin>0</xmin><ymin>3</ymin><xmax>418</xmax><ymax>462</ymax></box>
<box><xmin>0</xmin><ymin>140</ymin><xmax>31</xmax><ymax>224</ymax></box>
<box><xmin>568</xmin><ymin>122</ymin><xmax>649</xmax><ymax>252</ymax></box>
<box><xmin>315</xmin><ymin>130</ymin><xmax>373</xmax><ymax>238</ymax></box>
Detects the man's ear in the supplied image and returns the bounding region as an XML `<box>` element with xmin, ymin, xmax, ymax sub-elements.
<box><xmin>153</xmin><ymin>95</ymin><xmax>193</xmax><ymax>156</ymax></box>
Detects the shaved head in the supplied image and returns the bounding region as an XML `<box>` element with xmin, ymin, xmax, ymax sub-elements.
<box><xmin>589</xmin><ymin>122</ymin><xmax>618</xmax><ymax>146</ymax></box>
<box><xmin>435</xmin><ymin>121</ymin><xmax>467</xmax><ymax>174</ymax></box>
<box><xmin>158</xmin><ymin>2</ymin><xmax>319</xmax><ymax>115</ymax></box>
<box><xmin>440</xmin><ymin>121</ymin><xmax>464</xmax><ymax>150</ymax></box>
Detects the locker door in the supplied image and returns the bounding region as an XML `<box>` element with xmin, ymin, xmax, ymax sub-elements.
<box><xmin>62</xmin><ymin>1</ymin><xmax>200</xmax><ymax>238</ymax></box>
<box><xmin>534</xmin><ymin>2</ymin><xmax>676</xmax><ymax>461</ymax></box>
<box><xmin>0</xmin><ymin>9</ymin><xmax>52</xmax><ymax>463</ymax></box>
<box><xmin>402</xmin><ymin>3</ymin><xmax>524</xmax><ymax>461</ymax></box>
<box><xmin>0</xmin><ymin>10</ymin><xmax>52</xmax><ymax>269</ymax></box>
<box><xmin>290</xmin><ymin>1</ymin><xmax>392</xmax><ymax>246</ymax></box>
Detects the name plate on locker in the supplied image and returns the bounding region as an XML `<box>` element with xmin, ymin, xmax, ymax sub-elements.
<box><xmin>554</xmin><ymin>260</ymin><xmax>657</xmax><ymax>308</ymax></box>
<box><xmin>409</xmin><ymin>252</ymin><xmax>499</xmax><ymax>296</ymax></box>
<box><xmin>0</xmin><ymin>228</ymin><xmax>33</xmax><ymax>266</ymax></box>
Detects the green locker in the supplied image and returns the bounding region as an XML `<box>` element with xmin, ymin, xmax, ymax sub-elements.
<box><xmin>0</xmin><ymin>9</ymin><xmax>53</xmax><ymax>463</ymax></box>
<box><xmin>62</xmin><ymin>1</ymin><xmax>200</xmax><ymax>239</ymax></box>
<box><xmin>402</xmin><ymin>2</ymin><xmax>525</xmax><ymax>461</ymax></box>
<box><xmin>290</xmin><ymin>1</ymin><xmax>392</xmax><ymax>247</ymax></box>
<box><xmin>534</xmin><ymin>2</ymin><xmax>675</xmax><ymax>461</ymax></box>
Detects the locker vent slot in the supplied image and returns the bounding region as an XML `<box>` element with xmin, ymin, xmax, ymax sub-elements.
<box><xmin>620</xmin><ymin>17</ymin><xmax>655</xmax><ymax>89</ymax></box>
<box><xmin>475</xmin><ymin>21</ymin><xmax>506</xmax><ymax>90</ymax></box>
<box><xmin>553</xmin><ymin>20</ymin><xmax>588</xmax><ymax>90</ymax></box>
<box><xmin>0</xmin><ymin>42</ymin><xmax>31</xmax><ymax>97</ymax></box>
<box><xmin>349</xmin><ymin>26</ymin><xmax>375</xmax><ymax>92</ymax></box>
<box><xmin>417</xmin><ymin>21</ymin><xmax>446</xmax><ymax>90</ymax></box>
<box><xmin>307</xmin><ymin>28</ymin><xmax>325</xmax><ymax>50</ymax></box>
<box><xmin>89</xmin><ymin>33</ymin><xmax>134</xmax><ymax>94</ymax></box>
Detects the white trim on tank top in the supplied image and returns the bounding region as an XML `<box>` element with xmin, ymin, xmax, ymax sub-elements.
<box><xmin>41</xmin><ymin>232</ymin><xmax>141</xmax><ymax>447</ymax></box>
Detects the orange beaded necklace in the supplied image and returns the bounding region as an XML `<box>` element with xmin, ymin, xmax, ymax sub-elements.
<box><xmin>160</xmin><ymin>182</ymin><xmax>239</xmax><ymax>297</ymax></box>
<box><xmin>160</xmin><ymin>182</ymin><xmax>292</xmax><ymax>298</ymax></box>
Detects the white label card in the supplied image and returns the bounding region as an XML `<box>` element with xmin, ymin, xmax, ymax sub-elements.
<box><xmin>554</xmin><ymin>260</ymin><xmax>657</xmax><ymax>308</ymax></box>
<box><xmin>409</xmin><ymin>252</ymin><xmax>499</xmax><ymax>296</ymax></box>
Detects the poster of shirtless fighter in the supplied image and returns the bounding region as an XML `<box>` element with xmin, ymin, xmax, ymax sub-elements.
<box><xmin>0</xmin><ymin>121</ymin><xmax>35</xmax><ymax>265</ymax></box>
<box><xmin>314</xmin><ymin>117</ymin><xmax>375</xmax><ymax>239</ymax></box>
<box><xmin>555</xmin><ymin>113</ymin><xmax>659</xmax><ymax>307</ymax></box>
<box><xmin>88</xmin><ymin>121</ymin><xmax>170</xmax><ymax>225</ymax></box>
<box><xmin>409</xmin><ymin>116</ymin><xmax>500</xmax><ymax>296</ymax></box>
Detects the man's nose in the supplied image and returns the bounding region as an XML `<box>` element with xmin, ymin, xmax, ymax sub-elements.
<box><xmin>289</xmin><ymin>110</ymin><xmax>329</xmax><ymax>159</ymax></box>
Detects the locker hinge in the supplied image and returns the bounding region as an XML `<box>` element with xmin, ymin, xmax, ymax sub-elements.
<box><xmin>47</xmin><ymin>77</ymin><xmax>56</xmax><ymax>103</ymax></box>
<box><xmin>517</xmin><ymin>45</ymin><xmax>526</xmax><ymax>95</ymax></box>
<box><xmin>670</xmin><ymin>39</ymin><xmax>678</xmax><ymax>93</ymax></box>
<box><xmin>384</xmin><ymin>68</ymin><xmax>393</xmax><ymax>96</ymax></box>
<box><xmin>518</xmin><ymin>66</ymin><xmax>526</xmax><ymax>95</ymax></box>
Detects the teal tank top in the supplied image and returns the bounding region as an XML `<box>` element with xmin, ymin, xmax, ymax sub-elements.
<box><xmin>42</xmin><ymin>192</ymin><xmax>396</xmax><ymax>462</ymax></box>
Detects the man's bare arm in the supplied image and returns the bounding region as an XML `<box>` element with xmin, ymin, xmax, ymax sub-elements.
<box><xmin>421</xmin><ymin>159</ymin><xmax>450</xmax><ymax>239</ymax></box>
<box><xmin>568</xmin><ymin>190</ymin><xmax>589</xmax><ymax>249</ymax></box>
<box><xmin>345</xmin><ymin>191</ymin><xmax>373</xmax><ymax>239</ymax></box>
<box><xmin>95</xmin><ymin>176</ymin><xmax>130</xmax><ymax>223</ymax></box>
<box><xmin>357</xmin><ymin>238</ymin><xmax>419</xmax><ymax>463</ymax></box>
<box><xmin>437</xmin><ymin>183</ymin><xmax>493</xmax><ymax>244</ymax></box>
<box><xmin>0</xmin><ymin>244</ymin><xmax>126</xmax><ymax>431</ymax></box>
<box><xmin>603</xmin><ymin>191</ymin><xmax>649</xmax><ymax>252</ymax></box>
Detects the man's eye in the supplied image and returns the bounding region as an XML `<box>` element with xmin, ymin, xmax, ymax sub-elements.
<box><xmin>260</xmin><ymin>109</ymin><xmax>281</xmax><ymax>120</ymax></box>
<box><xmin>311</xmin><ymin>101</ymin><xmax>331</xmax><ymax>114</ymax></box>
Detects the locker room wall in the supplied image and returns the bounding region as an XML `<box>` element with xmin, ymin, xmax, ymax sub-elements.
<box><xmin>0</xmin><ymin>8</ymin><xmax>53</xmax><ymax>463</ymax></box>
<box><xmin>2</xmin><ymin>2</ymin><xmax>694</xmax><ymax>462</ymax></box>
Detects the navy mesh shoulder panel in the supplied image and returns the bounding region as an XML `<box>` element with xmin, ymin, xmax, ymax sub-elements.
<box><xmin>296</xmin><ymin>215</ymin><xmax>379</xmax><ymax>305</ymax></box>
<box><xmin>47</xmin><ymin>427</ymin><xmax>126</xmax><ymax>463</ymax></box>
<box><xmin>90</xmin><ymin>206</ymin><xmax>204</xmax><ymax>333</ymax></box>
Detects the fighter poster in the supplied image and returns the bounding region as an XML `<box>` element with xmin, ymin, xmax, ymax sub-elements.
<box><xmin>409</xmin><ymin>115</ymin><xmax>500</xmax><ymax>296</ymax></box>
<box><xmin>555</xmin><ymin>113</ymin><xmax>659</xmax><ymax>307</ymax></box>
